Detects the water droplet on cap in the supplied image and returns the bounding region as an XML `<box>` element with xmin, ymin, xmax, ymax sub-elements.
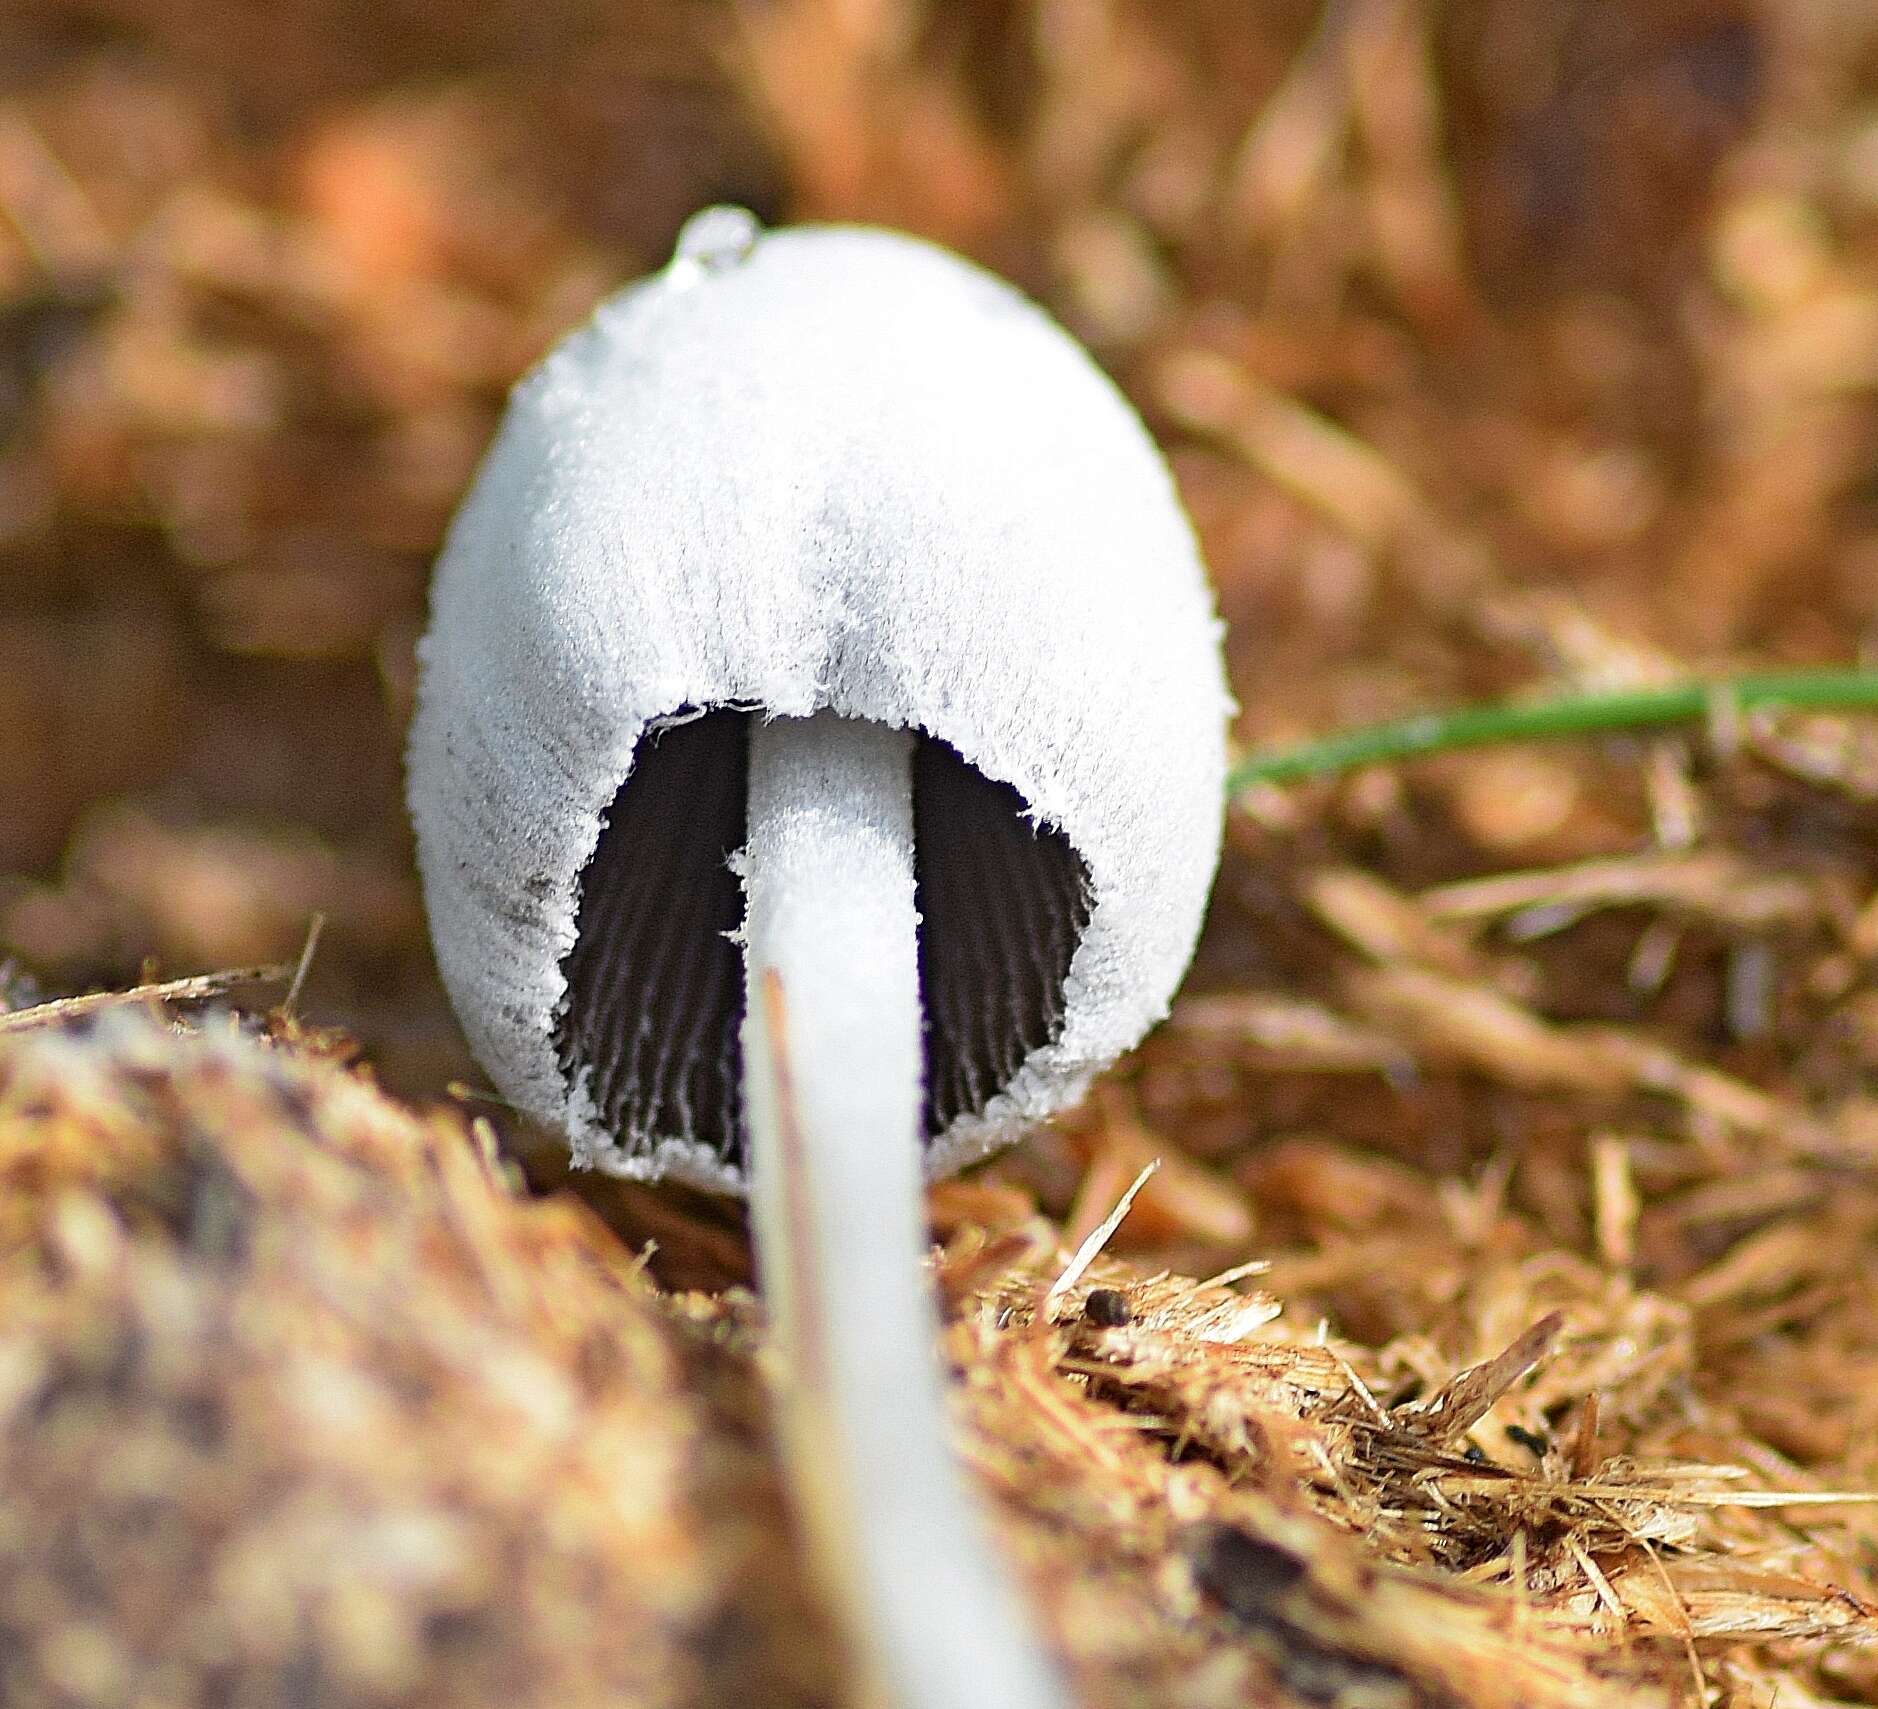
<box><xmin>669</xmin><ymin>206</ymin><xmax>762</xmax><ymax>287</ymax></box>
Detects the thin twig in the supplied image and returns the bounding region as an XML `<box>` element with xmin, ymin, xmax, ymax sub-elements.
<box><xmin>283</xmin><ymin>913</ymin><xmax>326</xmax><ymax>1016</ymax></box>
<box><xmin>0</xmin><ymin>965</ymin><xmax>290</xmax><ymax>1036</ymax></box>
<box><xmin>1197</xmin><ymin>1257</ymin><xmax>1274</xmax><ymax>1290</ymax></box>
<box><xmin>1047</xmin><ymin>1160</ymin><xmax>1160</xmax><ymax>1304</ymax></box>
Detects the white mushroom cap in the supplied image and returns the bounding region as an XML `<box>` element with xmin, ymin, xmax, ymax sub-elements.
<box><xmin>408</xmin><ymin>210</ymin><xmax>1230</xmax><ymax>1193</ymax></box>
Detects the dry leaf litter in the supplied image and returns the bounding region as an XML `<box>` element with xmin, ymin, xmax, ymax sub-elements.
<box><xmin>4</xmin><ymin>0</ymin><xmax>1878</xmax><ymax>1705</ymax></box>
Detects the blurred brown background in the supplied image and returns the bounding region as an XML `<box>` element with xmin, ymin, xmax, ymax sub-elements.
<box><xmin>0</xmin><ymin>0</ymin><xmax>1872</xmax><ymax>1113</ymax></box>
<box><xmin>9</xmin><ymin>13</ymin><xmax>1878</xmax><ymax>1699</ymax></box>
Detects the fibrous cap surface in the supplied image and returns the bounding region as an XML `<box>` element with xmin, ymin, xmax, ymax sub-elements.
<box><xmin>408</xmin><ymin>212</ymin><xmax>1230</xmax><ymax>1191</ymax></box>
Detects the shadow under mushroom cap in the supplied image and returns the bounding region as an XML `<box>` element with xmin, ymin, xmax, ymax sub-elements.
<box><xmin>556</xmin><ymin>707</ymin><xmax>1091</xmax><ymax>1177</ymax></box>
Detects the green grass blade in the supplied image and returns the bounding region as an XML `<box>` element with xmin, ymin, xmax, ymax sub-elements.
<box><xmin>1227</xmin><ymin>669</ymin><xmax>1878</xmax><ymax>795</ymax></box>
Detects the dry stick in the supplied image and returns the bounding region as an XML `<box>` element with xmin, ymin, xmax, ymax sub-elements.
<box><xmin>1047</xmin><ymin>1159</ymin><xmax>1160</xmax><ymax>1306</ymax></box>
<box><xmin>0</xmin><ymin>965</ymin><xmax>289</xmax><ymax>1035</ymax></box>
<box><xmin>741</xmin><ymin>711</ymin><xmax>1066</xmax><ymax>1709</ymax></box>
<box><xmin>1227</xmin><ymin>668</ymin><xmax>1878</xmax><ymax>793</ymax></box>
<box><xmin>283</xmin><ymin>913</ymin><xmax>327</xmax><ymax>1015</ymax></box>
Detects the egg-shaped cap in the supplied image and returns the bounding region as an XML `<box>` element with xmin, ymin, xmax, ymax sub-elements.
<box><xmin>408</xmin><ymin>209</ymin><xmax>1230</xmax><ymax>1193</ymax></box>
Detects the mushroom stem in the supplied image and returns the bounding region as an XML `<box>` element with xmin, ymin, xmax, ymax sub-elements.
<box><xmin>740</xmin><ymin>710</ymin><xmax>1068</xmax><ymax>1709</ymax></box>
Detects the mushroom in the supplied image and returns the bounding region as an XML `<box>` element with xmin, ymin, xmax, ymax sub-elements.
<box><xmin>408</xmin><ymin>206</ymin><xmax>1228</xmax><ymax>1709</ymax></box>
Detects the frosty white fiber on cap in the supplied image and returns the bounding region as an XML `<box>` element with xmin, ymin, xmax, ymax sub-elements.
<box><xmin>407</xmin><ymin>207</ymin><xmax>1230</xmax><ymax>1193</ymax></box>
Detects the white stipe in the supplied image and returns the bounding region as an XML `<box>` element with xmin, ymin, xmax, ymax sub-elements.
<box><xmin>740</xmin><ymin>710</ymin><xmax>1068</xmax><ymax>1709</ymax></box>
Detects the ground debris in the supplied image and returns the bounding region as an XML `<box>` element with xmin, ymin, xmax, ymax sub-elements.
<box><xmin>4</xmin><ymin>2</ymin><xmax>1878</xmax><ymax>1705</ymax></box>
<box><xmin>938</xmin><ymin>1166</ymin><xmax>1878</xmax><ymax>1706</ymax></box>
<box><xmin>10</xmin><ymin>1006</ymin><xmax>1878</xmax><ymax>1707</ymax></box>
<box><xmin>0</xmin><ymin>1012</ymin><xmax>837</xmax><ymax>1709</ymax></box>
